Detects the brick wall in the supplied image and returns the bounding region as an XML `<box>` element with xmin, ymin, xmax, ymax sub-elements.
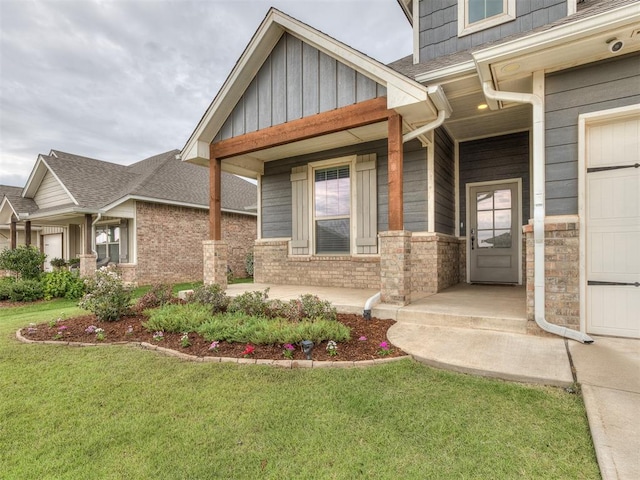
<box><xmin>411</xmin><ymin>233</ymin><xmax>461</xmax><ymax>295</ymax></box>
<box><xmin>524</xmin><ymin>218</ymin><xmax>580</xmax><ymax>332</ymax></box>
<box><xmin>254</xmin><ymin>239</ymin><xmax>380</xmax><ymax>289</ymax></box>
<box><xmin>135</xmin><ymin>202</ymin><xmax>256</xmax><ymax>285</ymax></box>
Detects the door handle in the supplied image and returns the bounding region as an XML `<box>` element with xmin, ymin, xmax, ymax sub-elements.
<box><xmin>470</xmin><ymin>228</ymin><xmax>475</xmax><ymax>251</ymax></box>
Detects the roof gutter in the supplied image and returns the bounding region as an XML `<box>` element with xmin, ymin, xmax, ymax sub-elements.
<box><xmin>482</xmin><ymin>79</ymin><xmax>593</xmax><ymax>344</ymax></box>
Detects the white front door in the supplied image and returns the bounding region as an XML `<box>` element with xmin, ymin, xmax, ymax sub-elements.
<box><xmin>43</xmin><ymin>233</ymin><xmax>63</xmax><ymax>272</ymax></box>
<box><xmin>585</xmin><ymin>114</ymin><xmax>640</xmax><ymax>338</ymax></box>
<box><xmin>468</xmin><ymin>180</ymin><xmax>520</xmax><ymax>284</ymax></box>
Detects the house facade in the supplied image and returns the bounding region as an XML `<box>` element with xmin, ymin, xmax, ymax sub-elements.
<box><xmin>0</xmin><ymin>149</ymin><xmax>257</xmax><ymax>285</ymax></box>
<box><xmin>182</xmin><ymin>1</ymin><xmax>639</xmax><ymax>339</ymax></box>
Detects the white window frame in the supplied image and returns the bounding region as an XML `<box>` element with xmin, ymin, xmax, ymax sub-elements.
<box><xmin>458</xmin><ymin>0</ymin><xmax>516</xmax><ymax>37</ymax></box>
<box><xmin>95</xmin><ymin>223</ymin><xmax>121</xmax><ymax>262</ymax></box>
<box><xmin>309</xmin><ymin>155</ymin><xmax>357</xmax><ymax>256</ymax></box>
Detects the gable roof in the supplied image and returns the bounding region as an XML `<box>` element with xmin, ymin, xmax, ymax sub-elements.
<box><xmin>0</xmin><ymin>185</ymin><xmax>38</xmax><ymax>223</ymax></box>
<box><xmin>181</xmin><ymin>8</ymin><xmax>443</xmax><ymax>168</ymax></box>
<box><xmin>21</xmin><ymin>150</ymin><xmax>256</xmax><ymax>219</ymax></box>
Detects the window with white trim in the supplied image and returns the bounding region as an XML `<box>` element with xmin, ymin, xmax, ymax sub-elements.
<box><xmin>290</xmin><ymin>154</ymin><xmax>377</xmax><ymax>256</ymax></box>
<box><xmin>95</xmin><ymin>225</ymin><xmax>119</xmax><ymax>262</ymax></box>
<box><xmin>458</xmin><ymin>0</ymin><xmax>515</xmax><ymax>37</ymax></box>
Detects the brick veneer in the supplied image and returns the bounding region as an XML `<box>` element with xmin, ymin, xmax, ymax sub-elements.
<box><xmin>203</xmin><ymin>240</ymin><xmax>228</xmax><ymax>287</ymax></box>
<box><xmin>254</xmin><ymin>239</ymin><xmax>380</xmax><ymax>289</ymax></box>
<box><xmin>411</xmin><ymin>233</ymin><xmax>461</xmax><ymax>294</ymax></box>
<box><xmin>380</xmin><ymin>231</ymin><xmax>412</xmax><ymax>305</ymax></box>
<box><xmin>134</xmin><ymin>202</ymin><xmax>255</xmax><ymax>285</ymax></box>
<box><xmin>524</xmin><ymin>217</ymin><xmax>580</xmax><ymax>332</ymax></box>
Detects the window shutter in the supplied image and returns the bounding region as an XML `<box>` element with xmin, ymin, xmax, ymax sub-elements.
<box><xmin>355</xmin><ymin>154</ymin><xmax>377</xmax><ymax>254</ymax></box>
<box><xmin>290</xmin><ymin>166</ymin><xmax>309</xmax><ymax>255</ymax></box>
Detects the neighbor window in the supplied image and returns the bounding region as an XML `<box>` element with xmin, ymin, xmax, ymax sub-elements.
<box><xmin>314</xmin><ymin>166</ymin><xmax>351</xmax><ymax>254</ymax></box>
<box><xmin>458</xmin><ymin>0</ymin><xmax>515</xmax><ymax>36</ymax></box>
<box><xmin>95</xmin><ymin>225</ymin><xmax>120</xmax><ymax>262</ymax></box>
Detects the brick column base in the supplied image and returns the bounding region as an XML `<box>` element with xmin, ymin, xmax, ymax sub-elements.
<box><xmin>524</xmin><ymin>217</ymin><xmax>580</xmax><ymax>333</ymax></box>
<box><xmin>380</xmin><ymin>231</ymin><xmax>412</xmax><ymax>305</ymax></box>
<box><xmin>203</xmin><ymin>240</ymin><xmax>228</xmax><ymax>287</ymax></box>
<box><xmin>79</xmin><ymin>254</ymin><xmax>97</xmax><ymax>279</ymax></box>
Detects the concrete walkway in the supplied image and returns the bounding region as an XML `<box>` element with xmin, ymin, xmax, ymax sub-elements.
<box><xmin>227</xmin><ymin>282</ymin><xmax>639</xmax><ymax>479</ymax></box>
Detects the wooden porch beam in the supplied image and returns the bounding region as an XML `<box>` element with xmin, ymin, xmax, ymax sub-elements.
<box><xmin>210</xmin><ymin>97</ymin><xmax>392</xmax><ymax>159</ymax></box>
<box><xmin>10</xmin><ymin>215</ymin><xmax>17</xmax><ymax>249</ymax></box>
<box><xmin>84</xmin><ymin>214</ymin><xmax>92</xmax><ymax>254</ymax></box>
<box><xmin>388</xmin><ymin>113</ymin><xmax>404</xmax><ymax>230</ymax></box>
<box><xmin>25</xmin><ymin>220</ymin><xmax>31</xmax><ymax>246</ymax></box>
<box><xmin>209</xmin><ymin>157</ymin><xmax>222</xmax><ymax>241</ymax></box>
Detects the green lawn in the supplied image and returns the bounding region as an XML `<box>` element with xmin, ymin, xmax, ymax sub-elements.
<box><xmin>0</xmin><ymin>298</ymin><xmax>599</xmax><ymax>479</ymax></box>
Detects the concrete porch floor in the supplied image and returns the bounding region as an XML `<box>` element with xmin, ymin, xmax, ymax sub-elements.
<box><xmin>226</xmin><ymin>280</ymin><xmax>639</xmax><ymax>479</ymax></box>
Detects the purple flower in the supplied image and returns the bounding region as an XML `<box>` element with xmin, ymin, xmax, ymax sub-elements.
<box><xmin>58</xmin><ymin>325</ymin><xmax>68</xmax><ymax>331</ymax></box>
<box><xmin>85</xmin><ymin>325</ymin><xmax>97</xmax><ymax>334</ymax></box>
<box><xmin>379</xmin><ymin>341</ymin><xmax>389</xmax><ymax>349</ymax></box>
<box><xmin>358</xmin><ymin>336</ymin><xmax>367</xmax><ymax>341</ymax></box>
<box><xmin>284</xmin><ymin>343</ymin><xmax>295</xmax><ymax>351</ymax></box>
<box><xmin>208</xmin><ymin>341</ymin><xmax>220</xmax><ymax>351</ymax></box>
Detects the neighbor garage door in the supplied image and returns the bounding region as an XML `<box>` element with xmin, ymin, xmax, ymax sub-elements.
<box><xmin>585</xmin><ymin>114</ymin><xmax>639</xmax><ymax>338</ymax></box>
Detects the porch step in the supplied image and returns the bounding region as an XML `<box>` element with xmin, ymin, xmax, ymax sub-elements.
<box><xmin>372</xmin><ymin>305</ymin><xmax>528</xmax><ymax>335</ymax></box>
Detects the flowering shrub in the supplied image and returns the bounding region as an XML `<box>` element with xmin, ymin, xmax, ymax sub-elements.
<box><xmin>180</xmin><ymin>333</ymin><xmax>191</xmax><ymax>348</ymax></box>
<box><xmin>85</xmin><ymin>325</ymin><xmax>97</xmax><ymax>334</ymax></box>
<box><xmin>54</xmin><ymin>325</ymin><xmax>67</xmax><ymax>340</ymax></box>
<box><xmin>378</xmin><ymin>341</ymin><xmax>392</xmax><ymax>356</ymax></box>
<box><xmin>79</xmin><ymin>266</ymin><xmax>132</xmax><ymax>322</ymax></box>
<box><xmin>42</xmin><ymin>270</ymin><xmax>85</xmax><ymax>300</ymax></box>
<box><xmin>241</xmin><ymin>344</ymin><xmax>255</xmax><ymax>357</ymax></box>
<box><xmin>326</xmin><ymin>340</ymin><xmax>338</xmax><ymax>357</ymax></box>
<box><xmin>228</xmin><ymin>289</ymin><xmax>270</xmax><ymax>317</ymax></box>
<box><xmin>187</xmin><ymin>283</ymin><xmax>229</xmax><ymax>313</ymax></box>
<box><xmin>135</xmin><ymin>283</ymin><xmax>173</xmax><ymax>311</ymax></box>
<box><xmin>208</xmin><ymin>341</ymin><xmax>220</xmax><ymax>352</ymax></box>
<box><xmin>283</xmin><ymin>343</ymin><xmax>295</xmax><ymax>359</ymax></box>
<box><xmin>95</xmin><ymin>328</ymin><xmax>105</xmax><ymax>341</ymax></box>
<box><xmin>126</xmin><ymin>325</ymin><xmax>134</xmax><ymax>335</ymax></box>
<box><xmin>153</xmin><ymin>331</ymin><xmax>164</xmax><ymax>342</ymax></box>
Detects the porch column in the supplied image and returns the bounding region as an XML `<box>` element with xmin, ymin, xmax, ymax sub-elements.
<box><xmin>387</xmin><ymin>113</ymin><xmax>404</xmax><ymax>230</ymax></box>
<box><xmin>10</xmin><ymin>215</ymin><xmax>17</xmax><ymax>249</ymax></box>
<box><xmin>80</xmin><ymin>214</ymin><xmax>96</xmax><ymax>278</ymax></box>
<box><xmin>204</xmin><ymin>155</ymin><xmax>227</xmax><ymax>287</ymax></box>
<box><xmin>25</xmin><ymin>221</ymin><xmax>31</xmax><ymax>246</ymax></box>
<box><xmin>379</xmin><ymin>231</ymin><xmax>412</xmax><ymax>305</ymax></box>
<box><xmin>84</xmin><ymin>214</ymin><xmax>92</xmax><ymax>254</ymax></box>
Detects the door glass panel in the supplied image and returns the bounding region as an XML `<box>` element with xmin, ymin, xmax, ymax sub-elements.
<box><xmin>476</xmin><ymin>192</ymin><xmax>493</xmax><ymax>210</ymax></box>
<box><xmin>494</xmin><ymin>210</ymin><xmax>511</xmax><ymax>229</ymax></box>
<box><xmin>492</xmin><ymin>230</ymin><xmax>512</xmax><ymax>248</ymax></box>
<box><xmin>477</xmin><ymin>230</ymin><xmax>494</xmax><ymax>248</ymax></box>
<box><xmin>494</xmin><ymin>189</ymin><xmax>511</xmax><ymax>209</ymax></box>
<box><xmin>477</xmin><ymin>211</ymin><xmax>493</xmax><ymax>229</ymax></box>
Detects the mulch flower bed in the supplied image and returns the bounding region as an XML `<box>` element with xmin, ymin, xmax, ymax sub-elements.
<box><xmin>20</xmin><ymin>312</ymin><xmax>406</xmax><ymax>362</ymax></box>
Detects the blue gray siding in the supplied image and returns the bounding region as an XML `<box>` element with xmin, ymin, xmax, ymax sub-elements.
<box><xmin>215</xmin><ymin>33</ymin><xmax>386</xmax><ymax>141</ymax></box>
<box><xmin>434</xmin><ymin>127</ymin><xmax>455</xmax><ymax>235</ymax></box>
<box><xmin>418</xmin><ymin>0</ymin><xmax>567</xmax><ymax>62</ymax></box>
<box><xmin>261</xmin><ymin>139</ymin><xmax>427</xmax><ymax>238</ymax></box>
<box><xmin>545</xmin><ymin>53</ymin><xmax>640</xmax><ymax>215</ymax></box>
<box><xmin>459</xmin><ymin>131</ymin><xmax>530</xmax><ymax>236</ymax></box>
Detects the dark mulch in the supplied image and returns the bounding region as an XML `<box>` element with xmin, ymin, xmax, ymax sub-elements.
<box><xmin>20</xmin><ymin>311</ymin><xmax>405</xmax><ymax>362</ymax></box>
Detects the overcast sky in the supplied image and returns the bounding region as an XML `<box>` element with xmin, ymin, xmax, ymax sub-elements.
<box><xmin>0</xmin><ymin>0</ymin><xmax>412</xmax><ymax>187</ymax></box>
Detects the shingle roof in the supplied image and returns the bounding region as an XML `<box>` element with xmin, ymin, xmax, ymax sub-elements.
<box><xmin>40</xmin><ymin>150</ymin><xmax>256</xmax><ymax>214</ymax></box>
<box><xmin>0</xmin><ymin>185</ymin><xmax>38</xmax><ymax>215</ymax></box>
<box><xmin>388</xmin><ymin>0</ymin><xmax>637</xmax><ymax>79</ymax></box>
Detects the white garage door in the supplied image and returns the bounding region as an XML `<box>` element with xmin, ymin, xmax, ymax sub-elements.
<box><xmin>586</xmin><ymin>114</ymin><xmax>640</xmax><ymax>338</ymax></box>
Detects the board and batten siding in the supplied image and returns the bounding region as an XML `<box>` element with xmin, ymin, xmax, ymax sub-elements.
<box><xmin>261</xmin><ymin>138</ymin><xmax>427</xmax><ymax>239</ymax></box>
<box><xmin>434</xmin><ymin>127</ymin><xmax>455</xmax><ymax>235</ymax></box>
<box><xmin>33</xmin><ymin>170</ymin><xmax>73</xmax><ymax>208</ymax></box>
<box><xmin>458</xmin><ymin>131</ymin><xmax>530</xmax><ymax>237</ymax></box>
<box><xmin>545</xmin><ymin>53</ymin><xmax>640</xmax><ymax>216</ymax></box>
<box><xmin>418</xmin><ymin>0</ymin><xmax>567</xmax><ymax>63</ymax></box>
<box><xmin>215</xmin><ymin>33</ymin><xmax>387</xmax><ymax>142</ymax></box>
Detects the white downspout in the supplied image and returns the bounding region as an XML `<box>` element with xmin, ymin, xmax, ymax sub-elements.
<box><xmin>364</xmin><ymin>87</ymin><xmax>451</xmax><ymax>319</ymax></box>
<box><xmin>482</xmin><ymin>79</ymin><xmax>593</xmax><ymax>344</ymax></box>
<box><xmin>91</xmin><ymin>213</ymin><xmax>102</xmax><ymax>256</ymax></box>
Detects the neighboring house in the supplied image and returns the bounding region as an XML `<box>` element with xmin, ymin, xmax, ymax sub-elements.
<box><xmin>0</xmin><ymin>149</ymin><xmax>257</xmax><ymax>284</ymax></box>
<box><xmin>181</xmin><ymin>1</ymin><xmax>639</xmax><ymax>339</ymax></box>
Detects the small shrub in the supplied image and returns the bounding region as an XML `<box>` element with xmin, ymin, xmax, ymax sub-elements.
<box><xmin>143</xmin><ymin>303</ymin><xmax>212</xmax><ymax>333</ymax></box>
<box><xmin>42</xmin><ymin>270</ymin><xmax>85</xmax><ymax>300</ymax></box>
<box><xmin>227</xmin><ymin>289</ymin><xmax>269</xmax><ymax>317</ymax></box>
<box><xmin>8</xmin><ymin>279</ymin><xmax>44</xmax><ymax>302</ymax></box>
<box><xmin>49</xmin><ymin>257</ymin><xmax>67</xmax><ymax>269</ymax></box>
<box><xmin>298</xmin><ymin>294</ymin><xmax>337</xmax><ymax>322</ymax></box>
<box><xmin>0</xmin><ymin>277</ymin><xmax>15</xmax><ymax>300</ymax></box>
<box><xmin>0</xmin><ymin>245</ymin><xmax>46</xmax><ymax>280</ymax></box>
<box><xmin>187</xmin><ymin>283</ymin><xmax>229</xmax><ymax>313</ymax></box>
<box><xmin>136</xmin><ymin>283</ymin><xmax>173</xmax><ymax>310</ymax></box>
<box><xmin>245</xmin><ymin>252</ymin><xmax>254</xmax><ymax>277</ymax></box>
<box><xmin>79</xmin><ymin>266</ymin><xmax>132</xmax><ymax>322</ymax></box>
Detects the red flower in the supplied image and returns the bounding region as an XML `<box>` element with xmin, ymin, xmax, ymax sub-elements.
<box><xmin>242</xmin><ymin>344</ymin><xmax>255</xmax><ymax>356</ymax></box>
